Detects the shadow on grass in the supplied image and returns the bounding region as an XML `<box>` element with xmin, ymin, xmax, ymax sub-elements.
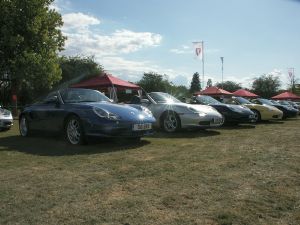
<box><xmin>0</xmin><ymin>134</ymin><xmax>150</xmax><ymax>156</ymax></box>
<box><xmin>257</xmin><ymin>120</ymin><xmax>284</xmax><ymax>125</ymax></box>
<box><xmin>149</xmin><ymin>129</ymin><xmax>220</xmax><ymax>139</ymax></box>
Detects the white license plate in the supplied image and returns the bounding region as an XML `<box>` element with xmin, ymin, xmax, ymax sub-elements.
<box><xmin>133</xmin><ymin>123</ymin><xmax>152</xmax><ymax>131</ymax></box>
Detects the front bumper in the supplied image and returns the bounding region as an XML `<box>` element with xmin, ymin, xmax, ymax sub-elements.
<box><xmin>0</xmin><ymin>119</ymin><xmax>13</xmax><ymax>129</ymax></box>
<box><xmin>179</xmin><ymin>113</ymin><xmax>224</xmax><ymax>128</ymax></box>
<box><xmin>222</xmin><ymin>111</ymin><xmax>256</xmax><ymax>123</ymax></box>
<box><xmin>83</xmin><ymin>118</ymin><xmax>155</xmax><ymax>137</ymax></box>
<box><xmin>261</xmin><ymin>112</ymin><xmax>283</xmax><ymax>120</ymax></box>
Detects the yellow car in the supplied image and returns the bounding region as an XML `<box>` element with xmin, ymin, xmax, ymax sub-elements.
<box><xmin>222</xmin><ymin>96</ymin><xmax>283</xmax><ymax>121</ymax></box>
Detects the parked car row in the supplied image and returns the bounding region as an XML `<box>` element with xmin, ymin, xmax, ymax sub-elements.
<box><xmin>1</xmin><ymin>88</ymin><xmax>297</xmax><ymax>145</ymax></box>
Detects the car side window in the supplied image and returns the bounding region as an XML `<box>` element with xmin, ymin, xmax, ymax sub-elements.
<box><xmin>43</xmin><ymin>93</ymin><xmax>58</xmax><ymax>104</ymax></box>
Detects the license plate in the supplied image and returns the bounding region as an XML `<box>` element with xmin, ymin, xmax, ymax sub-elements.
<box><xmin>133</xmin><ymin>123</ymin><xmax>152</xmax><ymax>131</ymax></box>
<box><xmin>249</xmin><ymin>115</ymin><xmax>255</xmax><ymax>118</ymax></box>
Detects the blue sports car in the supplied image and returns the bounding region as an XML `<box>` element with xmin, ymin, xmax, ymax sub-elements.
<box><xmin>19</xmin><ymin>88</ymin><xmax>156</xmax><ymax>145</ymax></box>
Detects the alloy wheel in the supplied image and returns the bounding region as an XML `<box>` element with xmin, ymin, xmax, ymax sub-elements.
<box><xmin>163</xmin><ymin>113</ymin><xmax>179</xmax><ymax>132</ymax></box>
<box><xmin>19</xmin><ymin>116</ymin><xmax>28</xmax><ymax>136</ymax></box>
<box><xmin>66</xmin><ymin>118</ymin><xmax>82</xmax><ymax>145</ymax></box>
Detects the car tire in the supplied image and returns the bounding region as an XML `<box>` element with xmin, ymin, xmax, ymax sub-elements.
<box><xmin>161</xmin><ymin>111</ymin><xmax>181</xmax><ymax>133</ymax></box>
<box><xmin>251</xmin><ymin>109</ymin><xmax>261</xmax><ymax>122</ymax></box>
<box><xmin>19</xmin><ymin>115</ymin><xmax>31</xmax><ymax>137</ymax></box>
<box><xmin>65</xmin><ymin>115</ymin><xmax>86</xmax><ymax>145</ymax></box>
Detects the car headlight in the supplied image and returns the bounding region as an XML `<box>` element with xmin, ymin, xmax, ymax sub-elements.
<box><xmin>93</xmin><ymin>107</ymin><xmax>121</xmax><ymax>120</ymax></box>
<box><xmin>140</xmin><ymin>106</ymin><xmax>153</xmax><ymax>116</ymax></box>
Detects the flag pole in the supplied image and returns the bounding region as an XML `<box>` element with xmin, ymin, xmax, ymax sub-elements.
<box><xmin>202</xmin><ymin>41</ymin><xmax>205</xmax><ymax>89</ymax></box>
<box><xmin>221</xmin><ymin>57</ymin><xmax>224</xmax><ymax>89</ymax></box>
<box><xmin>193</xmin><ymin>41</ymin><xmax>204</xmax><ymax>89</ymax></box>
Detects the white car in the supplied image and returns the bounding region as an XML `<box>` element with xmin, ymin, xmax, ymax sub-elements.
<box><xmin>0</xmin><ymin>106</ymin><xmax>13</xmax><ymax>131</ymax></box>
<box><xmin>137</xmin><ymin>92</ymin><xmax>224</xmax><ymax>132</ymax></box>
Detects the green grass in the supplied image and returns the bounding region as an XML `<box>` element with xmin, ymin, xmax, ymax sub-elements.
<box><xmin>1</xmin><ymin>119</ymin><xmax>300</xmax><ymax>225</ymax></box>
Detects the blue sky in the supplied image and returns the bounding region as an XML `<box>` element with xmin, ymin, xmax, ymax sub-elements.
<box><xmin>52</xmin><ymin>0</ymin><xmax>300</xmax><ymax>89</ymax></box>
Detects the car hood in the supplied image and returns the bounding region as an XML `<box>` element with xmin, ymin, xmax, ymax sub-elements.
<box><xmin>244</xmin><ymin>103</ymin><xmax>281</xmax><ymax>112</ymax></box>
<box><xmin>168</xmin><ymin>102</ymin><xmax>221</xmax><ymax>115</ymax></box>
<box><xmin>267</xmin><ymin>103</ymin><xmax>297</xmax><ymax>111</ymax></box>
<box><xmin>228</xmin><ymin>104</ymin><xmax>253</xmax><ymax>113</ymax></box>
<box><xmin>82</xmin><ymin>102</ymin><xmax>155</xmax><ymax>121</ymax></box>
<box><xmin>0</xmin><ymin>108</ymin><xmax>13</xmax><ymax>119</ymax></box>
<box><xmin>205</xmin><ymin>103</ymin><xmax>252</xmax><ymax>114</ymax></box>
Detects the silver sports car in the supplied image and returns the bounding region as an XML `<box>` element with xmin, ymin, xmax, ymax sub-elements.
<box><xmin>136</xmin><ymin>92</ymin><xmax>224</xmax><ymax>132</ymax></box>
<box><xmin>0</xmin><ymin>105</ymin><xmax>13</xmax><ymax>131</ymax></box>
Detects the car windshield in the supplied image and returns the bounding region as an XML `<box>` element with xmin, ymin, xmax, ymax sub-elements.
<box><xmin>148</xmin><ymin>92</ymin><xmax>182</xmax><ymax>104</ymax></box>
<box><xmin>259</xmin><ymin>98</ymin><xmax>275</xmax><ymax>105</ymax></box>
<box><xmin>195</xmin><ymin>95</ymin><xmax>221</xmax><ymax>105</ymax></box>
<box><xmin>60</xmin><ymin>89</ymin><xmax>111</xmax><ymax>103</ymax></box>
<box><xmin>235</xmin><ymin>97</ymin><xmax>251</xmax><ymax>104</ymax></box>
<box><xmin>279</xmin><ymin>101</ymin><xmax>291</xmax><ymax>106</ymax></box>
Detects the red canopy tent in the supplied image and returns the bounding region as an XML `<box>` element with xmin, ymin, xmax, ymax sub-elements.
<box><xmin>71</xmin><ymin>73</ymin><xmax>140</xmax><ymax>90</ymax></box>
<box><xmin>71</xmin><ymin>73</ymin><xmax>141</xmax><ymax>102</ymax></box>
<box><xmin>194</xmin><ymin>86</ymin><xmax>233</xmax><ymax>96</ymax></box>
<box><xmin>232</xmin><ymin>89</ymin><xmax>258</xmax><ymax>98</ymax></box>
<box><xmin>271</xmin><ymin>91</ymin><xmax>300</xmax><ymax>100</ymax></box>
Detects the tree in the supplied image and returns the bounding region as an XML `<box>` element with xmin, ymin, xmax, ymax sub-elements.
<box><xmin>0</xmin><ymin>0</ymin><xmax>66</xmax><ymax>104</ymax></box>
<box><xmin>206</xmin><ymin>79</ymin><xmax>213</xmax><ymax>88</ymax></box>
<box><xmin>56</xmin><ymin>56</ymin><xmax>103</xmax><ymax>89</ymax></box>
<box><xmin>190</xmin><ymin>72</ymin><xmax>201</xmax><ymax>93</ymax></box>
<box><xmin>216</xmin><ymin>81</ymin><xmax>242</xmax><ymax>92</ymax></box>
<box><xmin>251</xmin><ymin>74</ymin><xmax>281</xmax><ymax>98</ymax></box>
<box><xmin>137</xmin><ymin>72</ymin><xmax>190</xmax><ymax>100</ymax></box>
<box><xmin>137</xmin><ymin>72</ymin><xmax>170</xmax><ymax>92</ymax></box>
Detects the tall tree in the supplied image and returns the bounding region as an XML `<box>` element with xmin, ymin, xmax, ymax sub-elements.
<box><xmin>0</xmin><ymin>0</ymin><xmax>66</xmax><ymax>104</ymax></box>
<box><xmin>57</xmin><ymin>56</ymin><xmax>103</xmax><ymax>88</ymax></box>
<box><xmin>251</xmin><ymin>74</ymin><xmax>281</xmax><ymax>98</ymax></box>
<box><xmin>137</xmin><ymin>72</ymin><xmax>170</xmax><ymax>92</ymax></box>
<box><xmin>190</xmin><ymin>72</ymin><xmax>201</xmax><ymax>93</ymax></box>
<box><xmin>216</xmin><ymin>81</ymin><xmax>242</xmax><ymax>92</ymax></box>
<box><xmin>206</xmin><ymin>78</ymin><xmax>213</xmax><ymax>88</ymax></box>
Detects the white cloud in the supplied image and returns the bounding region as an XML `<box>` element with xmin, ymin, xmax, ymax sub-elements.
<box><xmin>62</xmin><ymin>13</ymin><xmax>100</xmax><ymax>31</ymax></box>
<box><xmin>59</xmin><ymin>11</ymin><xmax>177</xmax><ymax>85</ymax></box>
<box><xmin>170</xmin><ymin>45</ymin><xmax>192</xmax><ymax>54</ymax></box>
<box><xmin>99</xmin><ymin>56</ymin><xmax>190</xmax><ymax>86</ymax></box>
<box><xmin>61</xmin><ymin>11</ymin><xmax>162</xmax><ymax>57</ymax></box>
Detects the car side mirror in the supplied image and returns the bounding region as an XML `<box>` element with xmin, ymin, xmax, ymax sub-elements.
<box><xmin>45</xmin><ymin>96</ymin><xmax>58</xmax><ymax>103</ymax></box>
<box><xmin>45</xmin><ymin>96</ymin><xmax>60</xmax><ymax>107</ymax></box>
<box><xmin>141</xmin><ymin>99</ymin><xmax>150</xmax><ymax>105</ymax></box>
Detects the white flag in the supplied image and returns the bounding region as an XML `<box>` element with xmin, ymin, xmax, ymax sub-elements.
<box><xmin>193</xmin><ymin>42</ymin><xmax>203</xmax><ymax>60</ymax></box>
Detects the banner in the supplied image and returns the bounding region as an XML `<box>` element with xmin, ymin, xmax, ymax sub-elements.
<box><xmin>193</xmin><ymin>42</ymin><xmax>203</xmax><ymax>60</ymax></box>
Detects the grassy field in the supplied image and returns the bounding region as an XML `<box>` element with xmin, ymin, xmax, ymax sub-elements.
<box><xmin>0</xmin><ymin>119</ymin><xmax>300</xmax><ymax>225</ymax></box>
